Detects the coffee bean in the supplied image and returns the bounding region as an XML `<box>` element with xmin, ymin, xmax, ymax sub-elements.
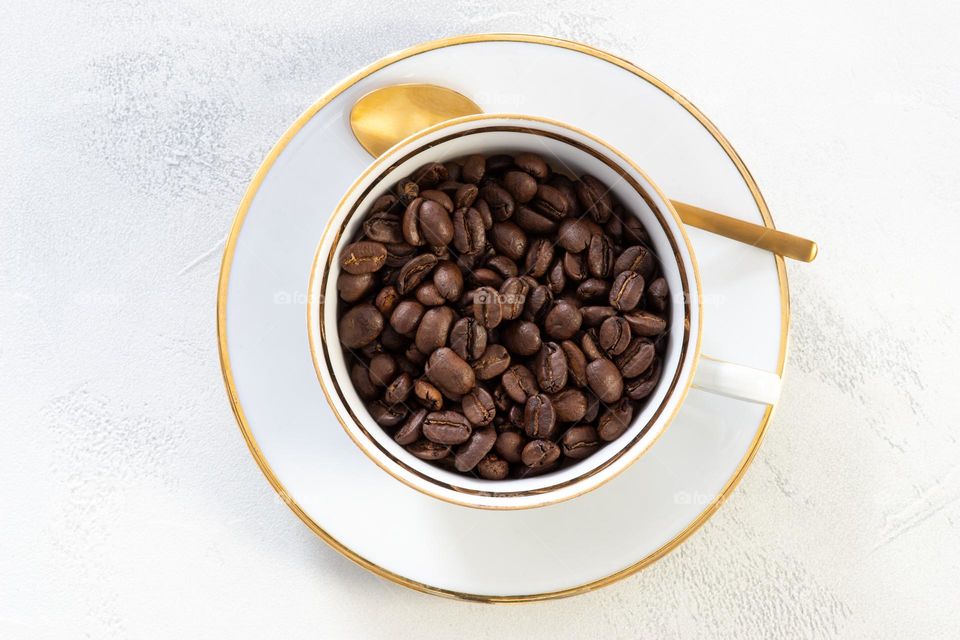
<box><xmin>477</xmin><ymin>453</ymin><xmax>510</xmax><ymax>479</ymax></box>
<box><xmin>454</xmin><ymin>183</ymin><xmax>478</xmax><ymax>209</ymax></box>
<box><xmin>544</xmin><ymin>301</ymin><xmax>583</xmax><ymax>340</ymax></box>
<box><xmin>575</xmin><ymin>278</ymin><xmax>609</xmax><ymax>302</ymax></box>
<box><xmin>495</xmin><ymin>430</ymin><xmax>526</xmax><ymax>463</ymax></box>
<box><xmin>532</xmin><ymin>184</ymin><xmax>567</xmax><ymax>220</ymax></box>
<box><xmin>415</xmin><ymin>306</ymin><xmax>454</xmax><ymax>354</ymax></box>
<box><xmin>337</xmin><ymin>272</ymin><xmax>375</xmax><ymax>302</ymax></box>
<box><xmin>374</xmin><ymin>286</ymin><xmax>399</xmax><ymax>316</ymax></box>
<box><xmin>599</xmin><ymin>316</ymin><xmax>632</xmax><ymax>355</ymax></box>
<box><xmin>371</xmin><ymin>193</ymin><xmax>398</xmax><ymax>214</ymax></box>
<box><xmin>433</xmin><ymin>261</ymin><xmax>464</xmax><ymax>301</ymax></box>
<box><xmin>452</xmin><ymin>207</ymin><xmax>486</xmax><ymax>255</ymax></box>
<box><xmin>500</xmin><ymin>321</ymin><xmax>542</xmax><ymax>356</ymax></box>
<box><xmin>462</xmin><ymin>154</ymin><xmax>485</xmax><ymax>184</ymax></box>
<box><xmin>501</xmin><ymin>364</ymin><xmax>539</xmax><ymax>404</ymax></box>
<box><xmin>503</xmin><ymin>171</ymin><xmax>538</xmax><ymax>203</ymax></box>
<box><xmin>421</xmin><ymin>189</ymin><xmax>454</xmax><ymax>212</ymax></box>
<box><xmin>454</xmin><ymin>427</ymin><xmax>497</xmax><ymax>472</ymax></box>
<box><xmin>560</xmin><ymin>340</ymin><xmax>588</xmax><ymax>387</ymax></box>
<box><xmin>423</xmin><ymin>410</ymin><xmax>472</xmax><ymax>445</ymax></box>
<box><xmin>407</xmin><ymin>439</ymin><xmax>450</xmax><ymax>460</ymax></box>
<box><xmin>368</xmin><ymin>400</ymin><xmax>407</xmax><ymax>427</ymax></box>
<box><xmin>384</xmin><ymin>372</ymin><xmax>414</xmax><ymax>406</ymax></box>
<box><xmin>368</xmin><ymin>353</ymin><xmax>397</xmax><ymax>387</ymax></box>
<box><xmin>384</xmin><ymin>242</ymin><xmax>417</xmax><ymax>267</ymax></box>
<box><xmin>548</xmin><ymin>174</ymin><xmax>579</xmax><ymax>216</ymax></box>
<box><xmin>524</xmin><ymin>238</ymin><xmax>554</xmax><ymax>278</ymax></box>
<box><xmin>340</xmin><ymin>304</ymin><xmax>383</xmax><ymax>348</ymax></box>
<box><xmin>350</xmin><ymin>362</ymin><xmax>379</xmax><ymax>400</ymax></box>
<box><xmin>579</xmin><ymin>305</ymin><xmax>616</xmax><ymax>327</ymax></box>
<box><xmin>562</xmin><ymin>251</ymin><xmax>588</xmax><ymax>281</ymax></box>
<box><xmin>614</xmin><ymin>245</ymin><xmax>655</xmax><ymax>279</ymax></box>
<box><xmin>471</xmin><ymin>267</ymin><xmax>504</xmax><ymax>288</ymax></box>
<box><xmin>535</xmin><ymin>342</ymin><xmax>568</xmax><ymax>393</ymax></box>
<box><xmin>580</xmin><ymin>329</ymin><xmax>606</xmax><ymax>361</ymax></box>
<box><xmin>514</xmin><ymin>205</ymin><xmax>557</xmax><ymax>234</ymax></box>
<box><xmin>557</xmin><ymin>219</ymin><xmax>592</xmax><ymax>253</ymax></box>
<box><xmin>426</xmin><ymin>347</ymin><xmax>476</xmax><ymax>396</ymax></box>
<box><xmin>462</xmin><ymin>387</ymin><xmax>496</xmax><ymax>426</ymax></box>
<box><xmin>546</xmin><ymin>259</ymin><xmax>566</xmax><ymax>295</ymax></box>
<box><xmin>499</xmin><ymin>276</ymin><xmax>529</xmax><ymax>321</ymax></box>
<box><xmin>597</xmin><ymin>399</ymin><xmax>634</xmax><ymax>441</ymax></box>
<box><xmin>521</xmin><ymin>439</ymin><xmax>561</xmax><ymax>468</ymax></box>
<box><xmin>394</xmin><ymin>408</ymin><xmax>426</xmax><ymax>445</ymax></box>
<box><xmin>583</xmin><ymin>393</ymin><xmax>601</xmax><ymax>422</ymax></box>
<box><xmin>473</xmin><ymin>286</ymin><xmax>503</xmax><ymax>329</ymax></box>
<box><xmin>389</xmin><ymin>300</ymin><xmax>425</xmax><ymax>336</ymax></box>
<box><xmin>550</xmin><ymin>388</ymin><xmax>588</xmax><ymax>423</ymax></box>
<box><xmin>561</xmin><ymin>425</ymin><xmax>599</xmax><ymax>459</ymax></box>
<box><xmin>523</xmin><ymin>284</ymin><xmax>553</xmax><ymax>322</ymax></box>
<box><xmin>449</xmin><ymin>317</ymin><xmax>487</xmax><ymax>361</ymax></box>
<box><xmin>616</xmin><ymin>338</ymin><xmax>656</xmax><ymax>378</ymax></box>
<box><xmin>487</xmin><ymin>255</ymin><xmax>518</xmax><ymax>279</ymax></box>
<box><xmin>480</xmin><ymin>183</ymin><xmax>515</xmax><ymax>221</ymax></box>
<box><xmin>514</xmin><ymin>152</ymin><xmax>549</xmax><ymax>179</ymax></box>
<box><xmin>340</xmin><ymin>241</ymin><xmax>387</xmax><ymax>274</ymax></box>
<box><xmin>626</xmin><ymin>357</ymin><xmax>662</xmax><ymax>400</ymax></box>
<box><xmin>624</xmin><ymin>310</ymin><xmax>666</xmax><ymax>336</ymax></box>
<box><xmin>415</xmin><ymin>282</ymin><xmax>445</xmax><ymax>306</ymax></box>
<box><xmin>414</xmin><ymin>378</ymin><xmax>444</xmax><ymax>411</ymax></box>
<box><xmin>396</xmin><ymin>179</ymin><xmax>419</xmax><ymax>204</ymax></box>
<box><xmin>523</xmin><ymin>393</ymin><xmax>557</xmax><ymax>439</ymax></box>
<box><xmin>646</xmin><ymin>277</ymin><xmax>669</xmax><ymax>313</ymax></box>
<box><xmin>396</xmin><ymin>253</ymin><xmax>438</xmax><ymax>295</ymax></box>
<box><xmin>473</xmin><ymin>344</ymin><xmax>511</xmax><ymax>380</ymax></box>
<box><xmin>609</xmin><ymin>270</ymin><xmax>645</xmax><ymax>311</ymax></box>
<box><xmin>412</xmin><ymin>162</ymin><xmax>448</xmax><ymax>187</ymax></box>
<box><xmin>586</xmin><ymin>358</ymin><xmax>623</xmax><ymax>403</ymax></box>
<box><xmin>576</xmin><ymin>175</ymin><xmax>614</xmax><ymax>223</ymax></box>
<box><xmin>490</xmin><ymin>222</ymin><xmax>527</xmax><ymax>261</ymax></box>
<box><xmin>363</xmin><ymin>212</ymin><xmax>403</xmax><ymax>244</ymax></box>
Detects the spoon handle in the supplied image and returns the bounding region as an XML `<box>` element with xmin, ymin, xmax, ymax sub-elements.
<box><xmin>671</xmin><ymin>200</ymin><xmax>819</xmax><ymax>262</ymax></box>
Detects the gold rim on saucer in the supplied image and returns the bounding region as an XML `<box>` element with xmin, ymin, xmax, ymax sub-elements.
<box><xmin>217</xmin><ymin>33</ymin><xmax>789</xmax><ymax>603</ymax></box>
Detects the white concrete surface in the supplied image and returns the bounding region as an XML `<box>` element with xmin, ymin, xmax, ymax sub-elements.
<box><xmin>2</xmin><ymin>1</ymin><xmax>958</xmax><ymax>637</ymax></box>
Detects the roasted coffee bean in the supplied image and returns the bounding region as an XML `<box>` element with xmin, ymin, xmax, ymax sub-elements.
<box><xmin>423</xmin><ymin>410</ymin><xmax>472</xmax><ymax>445</ymax></box>
<box><xmin>454</xmin><ymin>427</ymin><xmax>497</xmax><ymax>472</ymax></box>
<box><xmin>583</xmin><ymin>392</ymin><xmax>601</xmax><ymax>423</ymax></box>
<box><xmin>546</xmin><ymin>259</ymin><xmax>566</xmax><ymax>295</ymax></box>
<box><xmin>450</xmin><ymin>317</ymin><xmax>487</xmax><ymax>361</ymax></box>
<box><xmin>514</xmin><ymin>205</ymin><xmax>557</xmax><ymax>234</ymax></box>
<box><xmin>544</xmin><ymin>300</ymin><xmax>583</xmax><ymax>340</ymax></box>
<box><xmin>514</xmin><ymin>152</ymin><xmax>549</xmax><ymax>179</ymax></box>
<box><xmin>626</xmin><ymin>357</ymin><xmax>662</xmax><ymax>400</ymax></box>
<box><xmin>548</xmin><ymin>174</ymin><xmax>579</xmax><ymax>216</ymax></box>
<box><xmin>425</xmin><ymin>348</ymin><xmax>476</xmax><ymax>395</ymax></box>
<box><xmin>462</xmin><ymin>387</ymin><xmax>496</xmax><ymax>426</ymax></box>
<box><xmin>394</xmin><ymin>409</ymin><xmax>426</xmax><ymax>445</ymax></box>
<box><xmin>562</xmin><ymin>251</ymin><xmax>588</xmax><ymax>281</ymax></box>
<box><xmin>501</xmin><ymin>364</ymin><xmax>539</xmax><ymax>404</ymax></box>
<box><xmin>586</xmin><ymin>358</ymin><xmax>624</xmax><ymax>403</ymax></box>
<box><xmin>340</xmin><ymin>304</ymin><xmax>383</xmax><ymax>348</ymax></box>
<box><xmin>576</xmin><ymin>278</ymin><xmax>609</xmax><ymax>301</ymax></box>
<box><xmin>524</xmin><ymin>393</ymin><xmax>557</xmax><ymax>439</ymax></box>
<box><xmin>495</xmin><ymin>430</ymin><xmax>526</xmax><ymax>463</ymax></box>
<box><xmin>368</xmin><ymin>353</ymin><xmax>398</xmax><ymax>387</ymax></box>
<box><xmin>452</xmin><ymin>207</ymin><xmax>486</xmax><ymax>255</ymax></box>
<box><xmin>462</xmin><ymin>154</ymin><xmax>485</xmax><ymax>184</ymax></box>
<box><xmin>474</xmin><ymin>286</ymin><xmax>503</xmax><ymax>329</ymax></box>
<box><xmin>396</xmin><ymin>253</ymin><xmax>438</xmax><ymax>295</ymax></box>
<box><xmin>523</xmin><ymin>284</ymin><xmax>553</xmax><ymax>322</ymax></box>
<box><xmin>550</xmin><ymin>388</ymin><xmax>587</xmax><ymax>423</ymax></box>
<box><xmin>521</xmin><ymin>439</ymin><xmax>561</xmax><ymax>468</ymax></box>
<box><xmin>454</xmin><ymin>183</ymin><xmax>478</xmax><ymax>209</ymax></box>
<box><xmin>561</xmin><ymin>426</ymin><xmax>599</xmax><ymax>459</ymax></box>
<box><xmin>415</xmin><ymin>306</ymin><xmax>454</xmax><ymax>354</ymax></box>
<box><xmin>471</xmin><ymin>267</ymin><xmax>504</xmax><ymax>288</ymax></box>
<box><xmin>503</xmin><ymin>171</ymin><xmax>538</xmax><ymax>203</ymax></box>
<box><xmin>576</xmin><ymin>175</ymin><xmax>614</xmax><ymax>223</ymax></box>
<box><xmin>371</xmin><ymin>193</ymin><xmax>398</xmax><ymax>214</ymax></box>
<box><xmin>389</xmin><ymin>300</ymin><xmax>425</xmax><ymax>336</ymax></box>
<box><xmin>490</xmin><ymin>222</ymin><xmax>527</xmax><ymax>261</ymax></box>
<box><xmin>473</xmin><ymin>344</ymin><xmax>511</xmax><ymax>380</ymax></box>
<box><xmin>403</xmin><ymin>198</ymin><xmax>453</xmax><ymax>247</ymax></box>
<box><xmin>598</xmin><ymin>399</ymin><xmax>634</xmax><ymax>441</ymax></box>
<box><xmin>480</xmin><ymin>182</ymin><xmax>515</xmax><ymax>221</ymax></box>
<box><xmin>368</xmin><ymin>400</ymin><xmax>407</xmax><ymax>427</ymax></box>
<box><xmin>560</xmin><ymin>340</ymin><xmax>588</xmax><ymax>387</ymax></box>
<box><xmin>616</xmin><ymin>338</ymin><xmax>656</xmax><ymax>378</ymax></box>
<box><xmin>384</xmin><ymin>372</ymin><xmax>414</xmax><ymax>406</ymax></box>
<box><xmin>411</xmin><ymin>162</ymin><xmax>447</xmax><ymax>187</ymax></box>
<box><xmin>407</xmin><ymin>439</ymin><xmax>450</xmax><ymax>460</ymax></box>
<box><xmin>477</xmin><ymin>453</ymin><xmax>510</xmax><ymax>479</ymax></box>
<box><xmin>646</xmin><ymin>277</ymin><xmax>669</xmax><ymax>312</ymax></box>
<box><xmin>500</xmin><ymin>321</ymin><xmax>542</xmax><ymax>356</ymax></box>
<box><xmin>443</xmin><ymin>160</ymin><xmax>462</xmax><ymax>181</ymax></box>
<box><xmin>486</xmin><ymin>154</ymin><xmax>514</xmax><ymax>173</ymax></box>
<box><xmin>580</xmin><ymin>329</ymin><xmax>606</xmax><ymax>361</ymax></box>
<box><xmin>396</xmin><ymin>178</ymin><xmax>419</xmax><ymax>204</ymax></box>
<box><xmin>599</xmin><ymin>316</ymin><xmax>632</xmax><ymax>355</ymax></box>
<box><xmin>360</xmin><ymin>341</ymin><xmax>383</xmax><ymax>359</ymax></box>
<box><xmin>384</xmin><ymin>241</ymin><xmax>417</xmax><ymax>267</ymax></box>
<box><xmin>363</xmin><ymin>212</ymin><xmax>403</xmax><ymax>244</ymax></box>
<box><xmin>475</xmin><ymin>198</ymin><xmax>494</xmax><ymax>229</ymax></box>
<box><xmin>414</xmin><ymin>378</ymin><xmax>444</xmax><ymax>411</ymax></box>
<box><xmin>609</xmin><ymin>271</ymin><xmax>645</xmax><ymax>312</ymax></box>
<box><xmin>532</xmin><ymin>184</ymin><xmax>567</xmax><ymax>220</ymax></box>
<box><xmin>523</xmin><ymin>238</ymin><xmax>553</xmax><ymax>279</ymax></box>
<box><xmin>350</xmin><ymin>362</ymin><xmax>379</xmax><ymax>400</ymax></box>
<box><xmin>624</xmin><ymin>310</ymin><xmax>667</xmax><ymax>337</ymax></box>
<box><xmin>337</xmin><ymin>272</ymin><xmax>375</xmax><ymax>302</ymax></box>
<box><xmin>420</xmin><ymin>189</ymin><xmax>454</xmax><ymax>212</ymax></box>
<box><xmin>499</xmin><ymin>276</ymin><xmax>529</xmax><ymax>321</ymax></box>
<box><xmin>487</xmin><ymin>255</ymin><xmax>518</xmax><ymax>279</ymax></box>
<box><xmin>535</xmin><ymin>342</ymin><xmax>568</xmax><ymax>393</ymax></box>
<box><xmin>406</xmin><ymin>345</ymin><xmax>427</xmax><ymax>365</ymax></box>
<box><xmin>614</xmin><ymin>245</ymin><xmax>655</xmax><ymax>279</ymax></box>
<box><xmin>415</xmin><ymin>282</ymin><xmax>445</xmax><ymax>306</ymax></box>
<box><xmin>374</xmin><ymin>286</ymin><xmax>400</xmax><ymax>316</ymax></box>
<box><xmin>557</xmin><ymin>218</ymin><xmax>592</xmax><ymax>253</ymax></box>
<box><xmin>508</xmin><ymin>404</ymin><xmax>524</xmax><ymax>429</ymax></box>
<box><xmin>587</xmin><ymin>233</ymin><xmax>614</xmax><ymax>278</ymax></box>
<box><xmin>580</xmin><ymin>305</ymin><xmax>616</xmax><ymax>327</ymax></box>
<box><xmin>340</xmin><ymin>241</ymin><xmax>387</xmax><ymax>274</ymax></box>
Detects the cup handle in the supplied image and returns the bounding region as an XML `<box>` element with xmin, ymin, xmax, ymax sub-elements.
<box><xmin>692</xmin><ymin>355</ymin><xmax>781</xmax><ymax>405</ymax></box>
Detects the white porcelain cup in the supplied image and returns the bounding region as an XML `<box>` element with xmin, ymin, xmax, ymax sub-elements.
<box><xmin>308</xmin><ymin>114</ymin><xmax>781</xmax><ymax>510</ymax></box>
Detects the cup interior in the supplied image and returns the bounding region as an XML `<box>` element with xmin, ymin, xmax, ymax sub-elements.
<box><xmin>311</xmin><ymin>116</ymin><xmax>697</xmax><ymax>508</ymax></box>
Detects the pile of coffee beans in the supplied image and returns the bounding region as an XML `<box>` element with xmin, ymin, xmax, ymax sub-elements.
<box><xmin>336</xmin><ymin>152</ymin><xmax>670</xmax><ymax>480</ymax></box>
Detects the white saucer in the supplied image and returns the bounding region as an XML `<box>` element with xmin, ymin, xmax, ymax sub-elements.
<box><xmin>218</xmin><ymin>34</ymin><xmax>788</xmax><ymax>602</ymax></box>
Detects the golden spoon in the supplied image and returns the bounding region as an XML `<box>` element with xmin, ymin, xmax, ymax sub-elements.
<box><xmin>350</xmin><ymin>84</ymin><xmax>817</xmax><ymax>262</ymax></box>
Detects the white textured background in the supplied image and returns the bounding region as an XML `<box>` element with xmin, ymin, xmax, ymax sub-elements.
<box><xmin>2</xmin><ymin>1</ymin><xmax>959</xmax><ymax>637</ymax></box>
